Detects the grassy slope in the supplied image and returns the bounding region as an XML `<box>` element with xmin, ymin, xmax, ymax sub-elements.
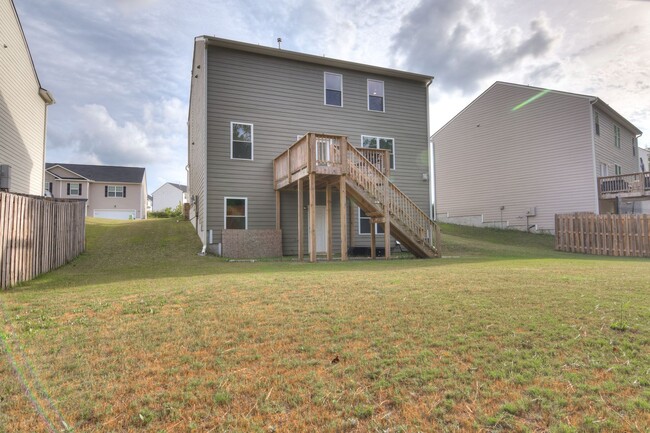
<box><xmin>1</xmin><ymin>219</ymin><xmax>648</xmax><ymax>432</ymax></box>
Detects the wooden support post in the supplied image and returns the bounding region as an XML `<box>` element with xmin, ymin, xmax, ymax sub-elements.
<box><xmin>297</xmin><ymin>179</ymin><xmax>303</xmax><ymax>261</ymax></box>
<box><xmin>275</xmin><ymin>190</ymin><xmax>281</xmax><ymax>231</ymax></box>
<box><xmin>384</xmin><ymin>181</ymin><xmax>391</xmax><ymax>260</ymax></box>
<box><xmin>339</xmin><ymin>175</ymin><xmax>348</xmax><ymax>260</ymax></box>
<box><xmin>309</xmin><ymin>172</ymin><xmax>317</xmax><ymax>263</ymax></box>
<box><xmin>326</xmin><ymin>183</ymin><xmax>332</xmax><ymax>261</ymax></box>
<box><xmin>370</xmin><ymin>222</ymin><xmax>376</xmax><ymax>259</ymax></box>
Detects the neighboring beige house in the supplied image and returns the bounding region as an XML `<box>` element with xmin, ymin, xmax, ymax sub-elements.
<box><xmin>432</xmin><ymin>81</ymin><xmax>643</xmax><ymax>233</ymax></box>
<box><xmin>0</xmin><ymin>0</ymin><xmax>55</xmax><ymax>195</ymax></box>
<box><xmin>151</xmin><ymin>182</ymin><xmax>187</xmax><ymax>212</ymax></box>
<box><xmin>45</xmin><ymin>163</ymin><xmax>147</xmax><ymax>219</ymax></box>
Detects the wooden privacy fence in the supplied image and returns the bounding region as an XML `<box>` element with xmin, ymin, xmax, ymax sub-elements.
<box><xmin>555</xmin><ymin>212</ymin><xmax>650</xmax><ymax>257</ymax></box>
<box><xmin>1</xmin><ymin>192</ymin><xmax>86</xmax><ymax>289</ymax></box>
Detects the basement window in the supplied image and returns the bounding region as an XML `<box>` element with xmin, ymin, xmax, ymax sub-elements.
<box><xmin>225</xmin><ymin>197</ymin><xmax>247</xmax><ymax>229</ymax></box>
<box><xmin>358</xmin><ymin>208</ymin><xmax>384</xmax><ymax>235</ymax></box>
<box><xmin>324</xmin><ymin>72</ymin><xmax>342</xmax><ymax>107</ymax></box>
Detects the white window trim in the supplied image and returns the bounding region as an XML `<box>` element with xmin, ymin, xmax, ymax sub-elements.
<box><xmin>324</xmin><ymin>72</ymin><xmax>343</xmax><ymax>107</ymax></box>
<box><xmin>69</xmin><ymin>183</ymin><xmax>81</xmax><ymax>196</ymax></box>
<box><xmin>224</xmin><ymin>196</ymin><xmax>248</xmax><ymax>230</ymax></box>
<box><xmin>367</xmin><ymin>79</ymin><xmax>385</xmax><ymax>112</ymax></box>
<box><xmin>361</xmin><ymin>135</ymin><xmax>396</xmax><ymax>170</ymax></box>
<box><xmin>230</xmin><ymin>122</ymin><xmax>254</xmax><ymax>161</ymax></box>
<box><xmin>358</xmin><ymin>208</ymin><xmax>384</xmax><ymax>235</ymax></box>
<box><xmin>614</xmin><ymin>124</ymin><xmax>621</xmax><ymax>148</ymax></box>
<box><xmin>107</xmin><ymin>185</ymin><xmax>125</xmax><ymax>198</ymax></box>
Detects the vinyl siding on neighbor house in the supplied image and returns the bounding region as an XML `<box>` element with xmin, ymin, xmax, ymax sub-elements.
<box><xmin>433</xmin><ymin>82</ymin><xmax>598</xmax><ymax>232</ymax></box>
<box><xmin>200</xmin><ymin>44</ymin><xmax>430</xmax><ymax>252</ymax></box>
<box><xmin>0</xmin><ymin>0</ymin><xmax>49</xmax><ymax>195</ymax></box>
<box><xmin>593</xmin><ymin>107</ymin><xmax>640</xmax><ymax>176</ymax></box>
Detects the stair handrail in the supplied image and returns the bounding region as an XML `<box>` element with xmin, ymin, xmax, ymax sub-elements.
<box><xmin>346</xmin><ymin>143</ymin><xmax>439</xmax><ymax>253</ymax></box>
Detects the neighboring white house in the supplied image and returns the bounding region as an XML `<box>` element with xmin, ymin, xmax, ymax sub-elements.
<box><xmin>640</xmin><ymin>147</ymin><xmax>649</xmax><ymax>173</ymax></box>
<box><xmin>45</xmin><ymin>163</ymin><xmax>148</xmax><ymax>220</ymax></box>
<box><xmin>432</xmin><ymin>81</ymin><xmax>643</xmax><ymax>233</ymax></box>
<box><xmin>151</xmin><ymin>182</ymin><xmax>187</xmax><ymax>212</ymax></box>
<box><xmin>0</xmin><ymin>0</ymin><xmax>55</xmax><ymax>195</ymax></box>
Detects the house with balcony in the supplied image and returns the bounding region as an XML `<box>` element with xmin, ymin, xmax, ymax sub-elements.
<box><xmin>187</xmin><ymin>36</ymin><xmax>439</xmax><ymax>260</ymax></box>
<box><xmin>432</xmin><ymin>81</ymin><xmax>644</xmax><ymax>233</ymax></box>
<box><xmin>0</xmin><ymin>0</ymin><xmax>55</xmax><ymax>195</ymax></box>
<box><xmin>45</xmin><ymin>163</ymin><xmax>147</xmax><ymax>220</ymax></box>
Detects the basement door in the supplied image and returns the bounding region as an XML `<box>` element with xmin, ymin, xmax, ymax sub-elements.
<box><xmin>309</xmin><ymin>206</ymin><xmax>328</xmax><ymax>253</ymax></box>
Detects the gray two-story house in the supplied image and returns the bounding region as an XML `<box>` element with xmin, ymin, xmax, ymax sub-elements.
<box><xmin>187</xmin><ymin>36</ymin><xmax>439</xmax><ymax>260</ymax></box>
<box><xmin>432</xmin><ymin>81</ymin><xmax>644</xmax><ymax>233</ymax></box>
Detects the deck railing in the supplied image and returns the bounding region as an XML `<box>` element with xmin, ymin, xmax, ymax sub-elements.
<box><xmin>273</xmin><ymin>133</ymin><xmax>388</xmax><ymax>189</ymax></box>
<box><xmin>598</xmin><ymin>171</ymin><xmax>650</xmax><ymax>198</ymax></box>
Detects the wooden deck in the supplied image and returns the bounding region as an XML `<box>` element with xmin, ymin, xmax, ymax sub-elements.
<box><xmin>273</xmin><ymin>133</ymin><xmax>440</xmax><ymax>262</ymax></box>
<box><xmin>598</xmin><ymin>171</ymin><xmax>650</xmax><ymax>199</ymax></box>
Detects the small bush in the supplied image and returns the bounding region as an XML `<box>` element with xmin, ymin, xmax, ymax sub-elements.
<box><xmin>148</xmin><ymin>203</ymin><xmax>184</xmax><ymax>219</ymax></box>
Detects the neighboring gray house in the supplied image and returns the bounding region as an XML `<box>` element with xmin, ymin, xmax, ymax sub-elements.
<box><xmin>432</xmin><ymin>81</ymin><xmax>643</xmax><ymax>233</ymax></box>
<box><xmin>45</xmin><ymin>163</ymin><xmax>147</xmax><ymax>220</ymax></box>
<box><xmin>0</xmin><ymin>0</ymin><xmax>54</xmax><ymax>195</ymax></box>
<box><xmin>188</xmin><ymin>36</ymin><xmax>439</xmax><ymax>259</ymax></box>
<box><xmin>151</xmin><ymin>182</ymin><xmax>188</xmax><ymax>212</ymax></box>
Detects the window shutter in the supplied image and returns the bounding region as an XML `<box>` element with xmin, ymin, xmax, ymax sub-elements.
<box><xmin>123</xmin><ymin>186</ymin><xmax>126</xmax><ymax>198</ymax></box>
<box><xmin>105</xmin><ymin>186</ymin><xmax>108</xmax><ymax>197</ymax></box>
<box><xmin>67</xmin><ymin>183</ymin><xmax>70</xmax><ymax>195</ymax></box>
<box><xmin>79</xmin><ymin>184</ymin><xmax>82</xmax><ymax>195</ymax></box>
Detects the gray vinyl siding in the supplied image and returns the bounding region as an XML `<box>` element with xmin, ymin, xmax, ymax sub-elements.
<box><xmin>433</xmin><ymin>83</ymin><xmax>597</xmax><ymax>233</ymax></box>
<box><xmin>0</xmin><ymin>0</ymin><xmax>47</xmax><ymax>195</ymax></box>
<box><xmin>188</xmin><ymin>39</ymin><xmax>208</xmax><ymax>243</ymax></box>
<box><xmin>204</xmin><ymin>46</ymin><xmax>430</xmax><ymax>250</ymax></box>
<box><xmin>593</xmin><ymin>108</ymin><xmax>640</xmax><ymax>175</ymax></box>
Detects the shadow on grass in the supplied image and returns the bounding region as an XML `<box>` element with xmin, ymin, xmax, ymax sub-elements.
<box><xmin>5</xmin><ymin>219</ymin><xmax>644</xmax><ymax>295</ymax></box>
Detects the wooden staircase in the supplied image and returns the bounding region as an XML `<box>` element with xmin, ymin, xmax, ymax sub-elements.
<box><xmin>345</xmin><ymin>143</ymin><xmax>440</xmax><ymax>258</ymax></box>
<box><xmin>273</xmin><ymin>133</ymin><xmax>441</xmax><ymax>259</ymax></box>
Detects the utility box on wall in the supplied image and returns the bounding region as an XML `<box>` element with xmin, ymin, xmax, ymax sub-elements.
<box><xmin>0</xmin><ymin>165</ymin><xmax>11</xmax><ymax>191</ymax></box>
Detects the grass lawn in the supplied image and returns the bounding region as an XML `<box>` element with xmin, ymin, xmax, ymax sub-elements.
<box><xmin>1</xmin><ymin>218</ymin><xmax>649</xmax><ymax>432</ymax></box>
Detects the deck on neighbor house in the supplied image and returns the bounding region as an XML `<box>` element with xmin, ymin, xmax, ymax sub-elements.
<box><xmin>598</xmin><ymin>171</ymin><xmax>650</xmax><ymax>200</ymax></box>
<box><xmin>272</xmin><ymin>133</ymin><xmax>441</xmax><ymax>262</ymax></box>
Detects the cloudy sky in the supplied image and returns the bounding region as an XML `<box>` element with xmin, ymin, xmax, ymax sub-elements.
<box><xmin>14</xmin><ymin>0</ymin><xmax>650</xmax><ymax>192</ymax></box>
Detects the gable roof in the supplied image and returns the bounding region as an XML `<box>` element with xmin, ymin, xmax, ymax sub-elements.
<box><xmin>46</xmin><ymin>163</ymin><xmax>145</xmax><ymax>183</ymax></box>
<box><xmin>199</xmin><ymin>36</ymin><xmax>433</xmax><ymax>85</ymax></box>
<box><xmin>433</xmin><ymin>81</ymin><xmax>642</xmax><ymax>138</ymax></box>
<box><xmin>8</xmin><ymin>0</ymin><xmax>54</xmax><ymax>104</ymax></box>
<box><xmin>168</xmin><ymin>182</ymin><xmax>187</xmax><ymax>192</ymax></box>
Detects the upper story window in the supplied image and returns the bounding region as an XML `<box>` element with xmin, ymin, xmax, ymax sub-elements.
<box><xmin>632</xmin><ymin>136</ymin><xmax>637</xmax><ymax>156</ymax></box>
<box><xmin>362</xmin><ymin>135</ymin><xmax>395</xmax><ymax>169</ymax></box>
<box><xmin>67</xmin><ymin>183</ymin><xmax>81</xmax><ymax>196</ymax></box>
<box><xmin>614</xmin><ymin>124</ymin><xmax>621</xmax><ymax>148</ymax></box>
<box><xmin>324</xmin><ymin>72</ymin><xmax>342</xmax><ymax>107</ymax></box>
<box><xmin>225</xmin><ymin>197</ymin><xmax>247</xmax><ymax>229</ymax></box>
<box><xmin>615</xmin><ymin>164</ymin><xmax>622</xmax><ymax>175</ymax></box>
<box><xmin>106</xmin><ymin>185</ymin><xmax>125</xmax><ymax>198</ymax></box>
<box><xmin>231</xmin><ymin>122</ymin><xmax>253</xmax><ymax>160</ymax></box>
<box><xmin>594</xmin><ymin>111</ymin><xmax>600</xmax><ymax>136</ymax></box>
<box><xmin>367</xmin><ymin>79</ymin><xmax>385</xmax><ymax>112</ymax></box>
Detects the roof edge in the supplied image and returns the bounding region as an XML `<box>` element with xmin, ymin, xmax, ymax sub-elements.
<box><xmin>198</xmin><ymin>35</ymin><xmax>434</xmax><ymax>84</ymax></box>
